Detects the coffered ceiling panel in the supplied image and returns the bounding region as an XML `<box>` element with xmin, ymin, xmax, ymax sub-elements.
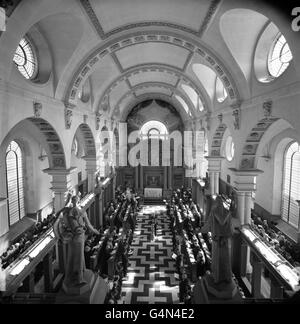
<box><xmin>89</xmin><ymin>0</ymin><xmax>208</xmax><ymax>34</ymax></box>
<box><xmin>115</xmin><ymin>42</ymin><xmax>189</xmax><ymax>70</ymax></box>
<box><xmin>128</xmin><ymin>71</ymin><xmax>179</xmax><ymax>87</ymax></box>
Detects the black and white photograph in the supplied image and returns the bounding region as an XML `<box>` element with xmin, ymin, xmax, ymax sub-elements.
<box><xmin>0</xmin><ymin>0</ymin><xmax>300</xmax><ymax>310</ymax></box>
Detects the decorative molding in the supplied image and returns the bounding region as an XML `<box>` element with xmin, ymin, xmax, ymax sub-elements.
<box><xmin>65</xmin><ymin>108</ymin><xmax>73</xmax><ymax>129</ymax></box>
<box><xmin>232</xmin><ymin>108</ymin><xmax>240</xmax><ymax>130</ymax></box>
<box><xmin>33</xmin><ymin>102</ymin><xmax>42</xmax><ymax>118</ymax></box>
<box><xmin>95</xmin><ymin>111</ymin><xmax>102</xmax><ymax>131</ymax></box>
<box><xmin>28</xmin><ymin>117</ymin><xmax>66</xmax><ymax>169</ymax></box>
<box><xmin>239</xmin><ymin>117</ymin><xmax>279</xmax><ymax>170</ymax></box>
<box><xmin>79</xmin><ymin>0</ymin><xmax>106</xmax><ymax>38</ymax></box>
<box><xmin>83</xmin><ymin>114</ymin><xmax>88</xmax><ymax>124</ymax></box>
<box><xmin>217</xmin><ymin>113</ymin><xmax>223</xmax><ymax>124</ymax></box>
<box><xmin>210</xmin><ymin>122</ymin><xmax>227</xmax><ymax>157</ymax></box>
<box><xmin>64</xmin><ymin>31</ymin><xmax>240</xmax><ymax>107</ymax></box>
<box><xmin>198</xmin><ymin>0</ymin><xmax>221</xmax><ymax>37</ymax></box>
<box><xmin>263</xmin><ymin>100</ymin><xmax>273</xmax><ymax>119</ymax></box>
<box><xmin>205</xmin><ymin>111</ymin><xmax>212</xmax><ymax>131</ymax></box>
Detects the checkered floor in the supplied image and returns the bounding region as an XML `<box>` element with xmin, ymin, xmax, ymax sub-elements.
<box><xmin>120</xmin><ymin>205</ymin><xmax>180</xmax><ymax>304</ymax></box>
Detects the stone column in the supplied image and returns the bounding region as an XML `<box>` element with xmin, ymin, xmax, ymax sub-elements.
<box><xmin>230</xmin><ymin>169</ymin><xmax>263</xmax><ymax>225</ymax></box>
<box><xmin>206</xmin><ymin>157</ymin><xmax>224</xmax><ymax>195</ymax></box>
<box><xmin>43</xmin><ymin>168</ymin><xmax>76</xmax><ymax>213</ymax></box>
<box><xmin>83</xmin><ymin>157</ymin><xmax>98</xmax><ymax>192</ymax></box>
<box><xmin>140</xmin><ymin>165</ymin><xmax>144</xmax><ymax>191</ymax></box>
<box><xmin>236</xmin><ymin>191</ymin><xmax>246</xmax><ymax>225</ymax></box>
<box><xmin>214</xmin><ymin>171</ymin><xmax>219</xmax><ymax>195</ymax></box>
<box><xmin>135</xmin><ymin>167</ymin><xmax>139</xmax><ymax>189</ymax></box>
<box><xmin>164</xmin><ymin>166</ymin><xmax>168</xmax><ymax>193</ymax></box>
<box><xmin>209</xmin><ymin>171</ymin><xmax>215</xmax><ymax>195</ymax></box>
<box><xmin>230</xmin><ymin>168</ymin><xmax>264</xmax><ymax>275</ymax></box>
<box><xmin>169</xmin><ymin>164</ymin><xmax>173</xmax><ymax>190</ymax></box>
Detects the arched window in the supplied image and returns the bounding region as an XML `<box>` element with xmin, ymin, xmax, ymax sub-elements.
<box><xmin>268</xmin><ymin>34</ymin><xmax>293</xmax><ymax>79</ymax></box>
<box><xmin>72</xmin><ymin>137</ymin><xmax>79</xmax><ymax>157</ymax></box>
<box><xmin>13</xmin><ymin>37</ymin><xmax>38</xmax><ymax>80</ymax></box>
<box><xmin>140</xmin><ymin>121</ymin><xmax>168</xmax><ymax>140</ymax></box>
<box><xmin>224</xmin><ymin>136</ymin><xmax>235</xmax><ymax>162</ymax></box>
<box><xmin>216</xmin><ymin>77</ymin><xmax>228</xmax><ymax>103</ymax></box>
<box><xmin>282</xmin><ymin>142</ymin><xmax>300</xmax><ymax>229</ymax></box>
<box><xmin>6</xmin><ymin>141</ymin><xmax>25</xmax><ymax>226</ymax></box>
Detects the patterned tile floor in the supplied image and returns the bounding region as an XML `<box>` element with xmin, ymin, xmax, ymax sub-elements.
<box><xmin>120</xmin><ymin>205</ymin><xmax>180</xmax><ymax>304</ymax></box>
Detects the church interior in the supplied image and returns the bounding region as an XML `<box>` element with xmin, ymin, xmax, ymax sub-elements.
<box><xmin>0</xmin><ymin>0</ymin><xmax>300</xmax><ymax>304</ymax></box>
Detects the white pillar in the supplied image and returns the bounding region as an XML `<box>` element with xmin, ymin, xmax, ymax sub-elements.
<box><xmin>214</xmin><ymin>171</ymin><xmax>219</xmax><ymax>195</ymax></box>
<box><xmin>209</xmin><ymin>171</ymin><xmax>215</xmax><ymax>195</ymax></box>
<box><xmin>236</xmin><ymin>191</ymin><xmax>245</xmax><ymax>225</ymax></box>
<box><xmin>43</xmin><ymin>168</ymin><xmax>76</xmax><ymax>213</ymax></box>
<box><xmin>244</xmin><ymin>192</ymin><xmax>252</xmax><ymax>225</ymax></box>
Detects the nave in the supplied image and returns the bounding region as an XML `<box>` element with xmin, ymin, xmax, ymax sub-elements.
<box><xmin>121</xmin><ymin>205</ymin><xmax>179</xmax><ymax>304</ymax></box>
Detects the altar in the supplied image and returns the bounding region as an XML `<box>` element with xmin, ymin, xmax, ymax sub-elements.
<box><xmin>144</xmin><ymin>188</ymin><xmax>163</xmax><ymax>198</ymax></box>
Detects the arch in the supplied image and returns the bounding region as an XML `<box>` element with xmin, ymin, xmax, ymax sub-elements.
<box><xmin>74</xmin><ymin>123</ymin><xmax>96</xmax><ymax>158</ymax></box>
<box><xmin>210</xmin><ymin>123</ymin><xmax>228</xmax><ymax>156</ymax></box>
<box><xmin>116</xmin><ymin>91</ymin><xmax>193</xmax><ymax>123</ymax></box>
<box><xmin>109</xmin><ymin>81</ymin><xmax>197</xmax><ymax>120</ymax></box>
<box><xmin>97</xmin><ymin>63</ymin><xmax>210</xmax><ymax>114</ymax></box>
<box><xmin>62</xmin><ymin>31</ymin><xmax>240</xmax><ymax>106</ymax></box>
<box><xmin>26</xmin><ymin>118</ymin><xmax>66</xmax><ymax>169</ymax></box>
<box><xmin>140</xmin><ymin>120</ymin><xmax>169</xmax><ymax>136</ymax></box>
<box><xmin>239</xmin><ymin>118</ymin><xmax>295</xmax><ymax>170</ymax></box>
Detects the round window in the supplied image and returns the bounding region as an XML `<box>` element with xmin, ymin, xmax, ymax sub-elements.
<box><xmin>268</xmin><ymin>34</ymin><xmax>293</xmax><ymax>79</ymax></box>
<box><xmin>13</xmin><ymin>37</ymin><xmax>38</xmax><ymax>80</ymax></box>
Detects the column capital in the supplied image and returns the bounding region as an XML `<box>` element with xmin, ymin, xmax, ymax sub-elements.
<box><xmin>42</xmin><ymin>167</ymin><xmax>77</xmax><ymax>177</ymax></box>
<box><xmin>43</xmin><ymin>167</ymin><xmax>77</xmax><ymax>193</ymax></box>
<box><xmin>229</xmin><ymin>168</ymin><xmax>263</xmax><ymax>192</ymax></box>
<box><xmin>206</xmin><ymin>156</ymin><xmax>225</xmax><ymax>173</ymax></box>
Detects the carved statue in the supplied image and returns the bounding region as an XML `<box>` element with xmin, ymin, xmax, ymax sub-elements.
<box><xmin>33</xmin><ymin>102</ymin><xmax>42</xmax><ymax>118</ymax></box>
<box><xmin>65</xmin><ymin>108</ymin><xmax>73</xmax><ymax>129</ymax></box>
<box><xmin>54</xmin><ymin>194</ymin><xmax>99</xmax><ymax>294</ymax></box>
<box><xmin>202</xmin><ymin>195</ymin><xmax>234</xmax><ymax>288</ymax></box>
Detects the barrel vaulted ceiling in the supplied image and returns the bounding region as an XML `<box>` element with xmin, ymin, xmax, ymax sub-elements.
<box><xmin>2</xmin><ymin>0</ymin><xmax>297</xmax><ymax>123</ymax></box>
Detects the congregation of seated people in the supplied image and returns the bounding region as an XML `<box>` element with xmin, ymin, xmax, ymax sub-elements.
<box><xmin>0</xmin><ymin>213</ymin><xmax>56</xmax><ymax>270</ymax></box>
<box><xmin>165</xmin><ymin>187</ymin><xmax>212</xmax><ymax>303</ymax></box>
<box><xmin>249</xmin><ymin>212</ymin><xmax>300</xmax><ymax>268</ymax></box>
<box><xmin>94</xmin><ymin>187</ymin><xmax>139</xmax><ymax>304</ymax></box>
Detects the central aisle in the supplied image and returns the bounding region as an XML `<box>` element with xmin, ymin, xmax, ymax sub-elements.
<box><xmin>121</xmin><ymin>205</ymin><xmax>180</xmax><ymax>304</ymax></box>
